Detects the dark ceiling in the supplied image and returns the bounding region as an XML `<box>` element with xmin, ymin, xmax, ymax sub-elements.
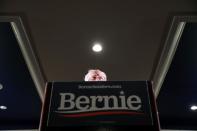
<box><xmin>0</xmin><ymin>0</ymin><xmax>197</xmax><ymax>81</ymax></box>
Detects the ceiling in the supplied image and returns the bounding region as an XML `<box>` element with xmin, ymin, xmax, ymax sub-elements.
<box><xmin>0</xmin><ymin>0</ymin><xmax>197</xmax><ymax>130</ymax></box>
<box><xmin>0</xmin><ymin>0</ymin><xmax>197</xmax><ymax>81</ymax></box>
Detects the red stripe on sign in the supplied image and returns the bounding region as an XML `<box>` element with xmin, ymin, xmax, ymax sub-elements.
<box><xmin>61</xmin><ymin>111</ymin><xmax>144</xmax><ymax>118</ymax></box>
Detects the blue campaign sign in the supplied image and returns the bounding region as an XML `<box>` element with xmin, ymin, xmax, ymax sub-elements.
<box><xmin>40</xmin><ymin>81</ymin><xmax>160</xmax><ymax>131</ymax></box>
<box><xmin>45</xmin><ymin>81</ymin><xmax>153</xmax><ymax>127</ymax></box>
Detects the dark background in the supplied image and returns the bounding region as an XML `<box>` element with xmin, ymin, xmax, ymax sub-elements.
<box><xmin>0</xmin><ymin>0</ymin><xmax>197</xmax><ymax>130</ymax></box>
<box><xmin>0</xmin><ymin>23</ymin><xmax>41</xmax><ymax>129</ymax></box>
<box><xmin>157</xmin><ymin>23</ymin><xmax>197</xmax><ymax>129</ymax></box>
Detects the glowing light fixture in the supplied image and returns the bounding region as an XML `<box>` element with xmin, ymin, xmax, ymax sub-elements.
<box><xmin>0</xmin><ymin>83</ymin><xmax>3</xmax><ymax>90</ymax></box>
<box><xmin>92</xmin><ymin>43</ymin><xmax>102</xmax><ymax>52</ymax></box>
<box><xmin>190</xmin><ymin>105</ymin><xmax>197</xmax><ymax>111</ymax></box>
<box><xmin>0</xmin><ymin>105</ymin><xmax>7</xmax><ymax>110</ymax></box>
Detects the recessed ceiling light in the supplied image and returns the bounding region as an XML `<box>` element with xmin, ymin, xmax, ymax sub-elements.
<box><xmin>0</xmin><ymin>105</ymin><xmax>7</xmax><ymax>110</ymax></box>
<box><xmin>0</xmin><ymin>83</ymin><xmax>3</xmax><ymax>90</ymax></box>
<box><xmin>190</xmin><ymin>105</ymin><xmax>197</xmax><ymax>111</ymax></box>
<box><xmin>92</xmin><ymin>43</ymin><xmax>103</xmax><ymax>52</ymax></box>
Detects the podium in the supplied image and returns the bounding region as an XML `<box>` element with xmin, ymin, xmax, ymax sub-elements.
<box><xmin>39</xmin><ymin>81</ymin><xmax>160</xmax><ymax>131</ymax></box>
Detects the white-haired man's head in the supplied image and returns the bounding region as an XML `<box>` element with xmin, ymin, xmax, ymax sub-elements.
<box><xmin>84</xmin><ymin>69</ymin><xmax>107</xmax><ymax>81</ymax></box>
